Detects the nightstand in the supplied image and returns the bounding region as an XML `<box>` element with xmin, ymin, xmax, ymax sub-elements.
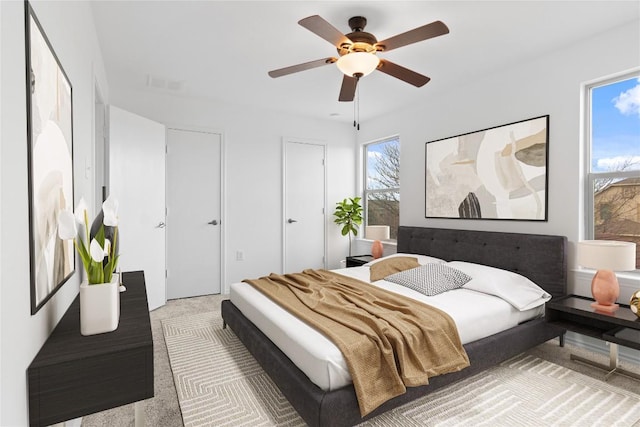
<box><xmin>346</xmin><ymin>255</ymin><xmax>374</xmax><ymax>267</ymax></box>
<box><xmin>546</xmin><ymin>295</ymin><xmax>640</xmax><ymax>380</ymax></box>
<box><xmin>28</xmin><ymin>271</ymin><xmax>153</xmax><ymax>426</ymax></box>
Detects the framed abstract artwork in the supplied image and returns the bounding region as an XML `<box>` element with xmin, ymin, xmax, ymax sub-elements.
<box><xmin>26</xmin><ymin>2</ymin><xmax>75</xmax><ymax>314</ymax></box>
<box><xmin>425</xmin><ymin>115</ymin><xmax>549</xmax><ymax>221</ymax></box>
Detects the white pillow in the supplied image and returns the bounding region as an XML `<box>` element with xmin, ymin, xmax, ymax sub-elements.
<box><xmin>363</xmin><ymin>253</ymin><xmax>446</xmax><ymax>267</ymax></box>
<box><xmin>448</xmin><ymin>261</ymin><xmax>551</xmax><ymax>311</ymax></box>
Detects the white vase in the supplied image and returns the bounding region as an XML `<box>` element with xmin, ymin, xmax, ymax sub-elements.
<box><xmin>80</xmin><ymin>276</ymin><xmax>120</xmax><ymax>336</ymax></box>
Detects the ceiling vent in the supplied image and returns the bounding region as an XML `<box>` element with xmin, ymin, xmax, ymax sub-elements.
<box><xmin>146</xmin><ymin>74</ymin><xmax>185</xmax><ymax>92</ymax></box>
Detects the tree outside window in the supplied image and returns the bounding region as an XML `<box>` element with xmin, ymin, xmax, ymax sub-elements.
<box><xmin>587</xmin><ymin>73</ymin><xmax>640</xmax><ymax>269</ymax></box>
<box><xmin>364</xmin><ymin>137</ymin><xmax>399</xmax><ymax>240</ymax></box>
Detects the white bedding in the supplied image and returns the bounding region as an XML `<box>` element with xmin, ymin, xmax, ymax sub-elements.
<box><xmin>229</xmin><ymin>266</ymin><xmax>544</xmax><ymax>391</ymax></box>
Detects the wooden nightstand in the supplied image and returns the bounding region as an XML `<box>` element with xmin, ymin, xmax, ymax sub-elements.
<box><xmin>346</xmin><ymin>255</ymin><xmax>374</xmax><ymax>267</ymax></box>
<box><xmin>546</xmin><ymin>295</ymin><xmax>640</xmax><ymax>380</ymax></box>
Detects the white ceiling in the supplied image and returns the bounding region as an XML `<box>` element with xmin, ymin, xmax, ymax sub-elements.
<box><xmin>90</xmin><ymin>1</ymin><xmax>639</xmax><ymax>124</ymax></box>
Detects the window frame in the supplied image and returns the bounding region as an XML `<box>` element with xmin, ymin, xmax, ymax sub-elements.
<box><xmin>362</xmin><ymin>135</ymin><xmax>400</xmax><ymax>241</ymax></box>
<box><xmin>584</xmin><ymin>70</ymin><xmax>640</xmax><ymax>240</ymax></box>
<box><xmin>584</xmin><ymin>69</ymin><xmax>640</xmax><ymax>273</ymax></box>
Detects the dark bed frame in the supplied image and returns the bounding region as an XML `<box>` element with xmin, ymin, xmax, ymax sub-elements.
<box><xmin>221</xmin><ymin>226</ymin><xmax>568</xmax><ymax>426</ymax></box>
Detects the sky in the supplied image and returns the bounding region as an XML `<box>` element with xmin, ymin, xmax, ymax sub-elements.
<box><xmin>591</xmin><ymin>76</ymin><xmax>640</xmax><ymax>172</ymax></box>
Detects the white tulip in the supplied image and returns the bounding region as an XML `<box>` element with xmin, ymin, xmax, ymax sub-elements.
<box><xmin>90</xmin><ymin>239</ymin><xmax>106</xmax><ymax>262</ymax></box>
<box><xmin>102</xmin><ymin>196</ymin><xmax>119</xmax><ymax>227</ymax></box>
<box><xmin>104</xmin><ymin>239</ymin><xmax>111</xmax><ymax>255</ymax></box>
<box><xmin>57</xmin><ymin>210</ymin><xmax>78</xmax><ymax>240</ymax></box>
<box><xmin>75</xmin><ymin>198</ymin><xmax>89</xmax><ymax>224</ymax></box>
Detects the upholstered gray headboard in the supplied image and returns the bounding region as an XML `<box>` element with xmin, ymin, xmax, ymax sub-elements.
<box><xmin>397</xmin><ymin>226</ymin><xmax>568</xmax><ymax>298</ymax></box>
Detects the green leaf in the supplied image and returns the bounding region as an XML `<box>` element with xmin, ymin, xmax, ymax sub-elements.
<box><xmin>88</xmin><ymin>261</ymin><xmax>104</xmax><ymax>284</ymax></box>
<box><xmin>74</xmin><ymin>240</ymin><xmax>92</xmax><ymax>273</ymax></box>
<box><xmin>94</xmin><ymin>225</ymin><xmax>106</xmax><ymax>247</ymax></box>
<box><xmin>104</xmin><ymin>255</ymin><xmax>118</xmax><ymax>283</ymax></box>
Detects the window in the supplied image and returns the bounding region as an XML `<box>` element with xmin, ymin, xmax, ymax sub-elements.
<box><xmin>586</xmin><ymin>72</ymin><xmax>640</xmax><ymax>269</ymax></box>
<box><xmin>364</xmin><ymin>137</ymin><xmax>400</xmax><ymax>240</ymax></box>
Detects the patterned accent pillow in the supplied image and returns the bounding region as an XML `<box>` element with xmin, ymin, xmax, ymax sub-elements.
<box><xmin>385</xmin><ymin>264</ymin><xmax>472</xmax><ymax>296</ymax></box>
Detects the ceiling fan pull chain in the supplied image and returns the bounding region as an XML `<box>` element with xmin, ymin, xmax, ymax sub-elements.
<box><xmin>353</xmin><ymin>90</ymin><xmax>357</xmax><ymax>128</ymax></box>
<box><xmin>357</xmin><ymin>83</ymin><xmax>361</xmax><ymax>131</ymax></box>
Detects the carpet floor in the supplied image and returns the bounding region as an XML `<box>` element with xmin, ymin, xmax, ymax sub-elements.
<box><xmin>82</xmin><ymin>294</ymin><xmax>640</xmax><ymax>427</ymax></box>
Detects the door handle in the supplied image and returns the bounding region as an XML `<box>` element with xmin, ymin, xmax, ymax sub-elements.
<box><xmin>287</xmin><ymin>218</ymin><xmax>297</xmax><ymax>224</ymax></box>
<box><xmin>208</xmin><ymin>220</ymin><xmax>219</xmax><ymax>226</ymax></box>
<box><xmin>156</xmin><ymin>222</ymin><xmax>166</xmax><ymax>228</ymax></box>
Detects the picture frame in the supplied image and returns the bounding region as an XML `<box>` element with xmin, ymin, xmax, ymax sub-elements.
<box><xmin>26</xmin><ymin>2</ymin><xmax>75</xmax><ymax>314</ymax></box>
<box><xmin>425</xmin><ymin>115</ymin><xmax>549</xmax><ymax>221</ymax></box>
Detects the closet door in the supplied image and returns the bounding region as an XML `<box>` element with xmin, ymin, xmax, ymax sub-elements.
<box><xmin>283</xmin><ymin>139</ymin><xmax>326</xmax><ymax>273</ymax></box>
<box><xmin>166</xmin><ymin>128</ymin><xmax>222</xmax><ymax>299</ymax></box>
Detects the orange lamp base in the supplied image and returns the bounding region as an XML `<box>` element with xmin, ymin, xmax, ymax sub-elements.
<box><xmin>371</xmin><ymin>240</ymin><xmax>384</xmax><ymax>259</ymax></box>
<box><xmin>590</xmin><ymin>269</ymin><xmax>620</xmax><ymax>313</ymax></box>
<box><xmin>590</xmin><ymin>302</ymin><xmax>619</xmax><ymax>313</ymax></box>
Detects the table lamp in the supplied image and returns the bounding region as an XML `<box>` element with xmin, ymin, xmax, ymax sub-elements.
<box><xmin>577</xmin><ymin>240</ymin><xmax>637</xmax><ymax>313</ymax></box>
<box><xmin>366</xmin><ymin>225</ymin><xmax>390</xmax><ymax>259</ymax></box>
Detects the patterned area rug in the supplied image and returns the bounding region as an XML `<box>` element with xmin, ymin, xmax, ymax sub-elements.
<box><xmin>162</xmin><ymin>311</ymin><xmax>640</xmax><ymax>427</ymax></box>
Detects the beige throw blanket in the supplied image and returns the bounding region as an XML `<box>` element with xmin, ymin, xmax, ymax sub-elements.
<box><xmin>244</xmin><ymin>269</ymin><xmax>470</xmax><ymax>417</ymax></box>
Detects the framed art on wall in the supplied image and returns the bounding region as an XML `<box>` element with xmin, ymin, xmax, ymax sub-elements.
<box><xmin>425</xmin><ymin>115</ymin><xmax>549</xmax><ymax>221</ymax></box>
<box><xmin>25</xmin><ymin>2</ymin><xmax>75</xmax><ymax>314</ymax></box>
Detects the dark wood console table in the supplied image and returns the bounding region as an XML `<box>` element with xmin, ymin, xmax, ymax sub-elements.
<box><xmin>546</xmin><ymin>295</ymin><xmax>640</xmax><ymax>380</ymax></box>
<box><xmin>28</xmin><ymin>271</ymin><xmax>154</xmax><ymax>426</ymax></box>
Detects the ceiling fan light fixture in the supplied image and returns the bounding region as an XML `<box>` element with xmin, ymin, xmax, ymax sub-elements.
<box><xmin>336</xmin><ymin>52</ymin><xmax>379</xmax><ymax>78</ymax></box>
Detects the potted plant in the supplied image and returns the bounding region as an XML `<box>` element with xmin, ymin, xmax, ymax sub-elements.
<box><xmin>333</xmin><ymin>197</ymin><xmax>363</xmax><ymax>257</ymax></box>
<box><xmin>58</xmin><ymin>195</ymin><xmax>120</xmax><ymax>335</ymax></box>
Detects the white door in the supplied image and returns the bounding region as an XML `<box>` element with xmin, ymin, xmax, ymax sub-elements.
<box><xmin>166</xmin><ymin>128</ymin><xmax>222</xmax><ymax>299</ymax></box>
<box><xmin>109</xmin><ymin>106</ymin><xmax>166</xmax><ymax>310</ymax></box>
<box><xmin>284</xmin><ymin>140</ymin><xmax>326</xmax><ymax>273</ymax></box>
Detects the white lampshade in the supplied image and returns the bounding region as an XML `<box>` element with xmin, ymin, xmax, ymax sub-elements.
<box><xmin>366</xmin><ymin>225</ymin><xmax>390</xmax><ymax>241</ymax></box>
<box><xmin>336</xmin><ymin>52</ymin><xmax>380</xmax><ymax>77</ymax></box>
<box><xmin>577</xmin><ymin>240</ymin><xmax>637</xmax><ymax>271</ymax></box>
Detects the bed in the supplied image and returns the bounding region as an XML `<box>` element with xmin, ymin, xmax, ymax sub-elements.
<box><xmin>221</xmin><ymin>226</ymin><xmax>568</xmax><ymax>426</ymax></box>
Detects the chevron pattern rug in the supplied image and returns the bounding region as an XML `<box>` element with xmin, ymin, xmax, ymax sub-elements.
<box><xmin>162</xmin><ymin>311</ymin><xmax>640</xmax><ymax>427</ymax></box>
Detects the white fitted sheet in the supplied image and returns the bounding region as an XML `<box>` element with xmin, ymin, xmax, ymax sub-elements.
<box><xmin>229</xmin><ymin>266</ymin><xmax>544</xmax><ymax>391</ymax></box>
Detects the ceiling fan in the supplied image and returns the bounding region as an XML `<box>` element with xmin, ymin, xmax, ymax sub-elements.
<box><xmin>268</xmin><ymin>15</ymin><xmax>449</xmax><ymax>102</ymax></box>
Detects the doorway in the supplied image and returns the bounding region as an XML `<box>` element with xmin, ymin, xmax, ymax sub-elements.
<box><xmin>166</xmin><ymin>128</ymin><xmax>223</xmax><ymax>299</ymax></box>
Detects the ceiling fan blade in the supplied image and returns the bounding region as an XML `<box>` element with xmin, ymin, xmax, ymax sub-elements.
<box><xmin>375</xmin><ymin>20</ymin><xmax>449</xmax><ymax>52</ymax></box>
<box><xmin>268</xmin><ymin>57</ymin><xmax>337</xmax><ymax>78</ymax></box>
<box><xmin>338</xmin><ymin>75</ymin><xmax>358</xmax><ymax>102</ymax></box>
<box><xmin>299</xmin><ymin>15</ymin><xmax>352</xmax><ymax>48</ymax></box>
<box><xmin>377</xmin><ymin>59</ymin><xmax>430</xmax><ymax>87</ymax></box>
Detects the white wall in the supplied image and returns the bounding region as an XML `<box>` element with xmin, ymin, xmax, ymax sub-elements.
<box><xmin>110</xmin><ymin>89</ymin><xmax>356</xmax><ymax>285</ymax></box>
<box><xmin>0</xmin><ymin>1</ymin><xmax>108</xmax><ymax>425</ymax></box>
<box><xmin>356</xmin><ymin>19</ymin><xmax>640</xmax><ymax>294</ymax></box>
